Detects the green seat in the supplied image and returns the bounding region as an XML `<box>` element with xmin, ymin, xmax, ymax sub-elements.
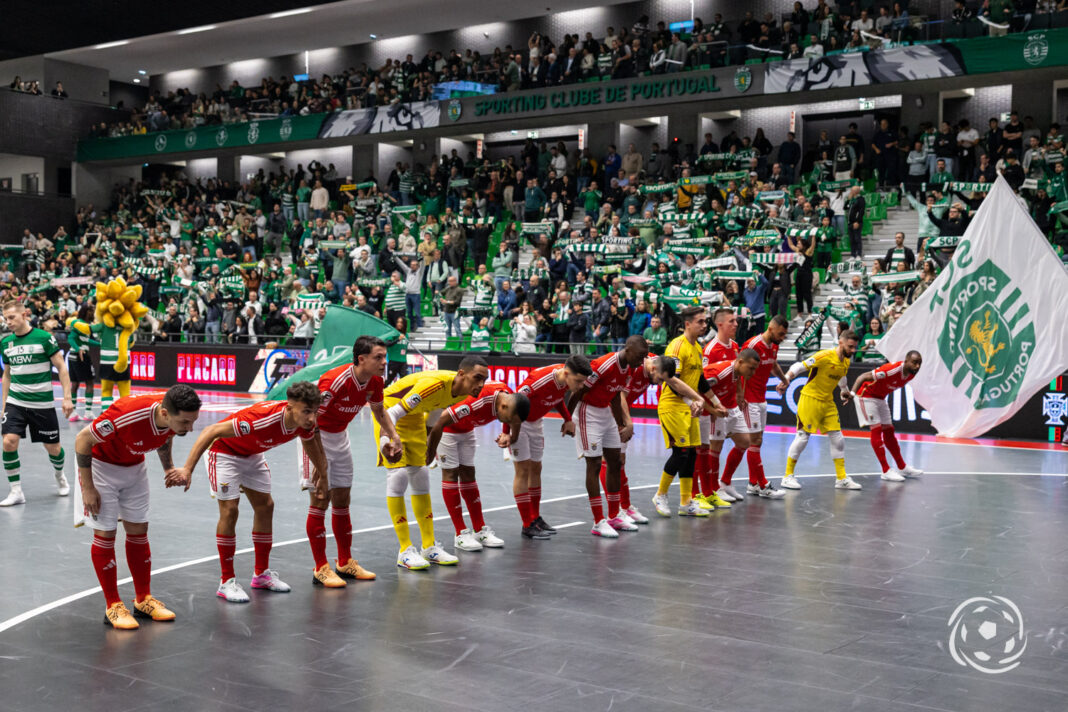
<box><xmin>745</xmin><ymin>58</ymin><xmax>763</xmax><ymax>65</ymax></box>
<box><xmin>444</xmin><ymin>336</ymin><xmax>461</xmax><ymax>350</ymax></box>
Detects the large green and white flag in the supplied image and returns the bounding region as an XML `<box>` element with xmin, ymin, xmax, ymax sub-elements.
<box><xmin>878</xmin><ymin>176</ymin><xmax>1068</xmax><ymax>437</ymax></box>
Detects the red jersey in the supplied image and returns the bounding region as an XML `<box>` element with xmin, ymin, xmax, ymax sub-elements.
<box><xmin>703</xmin><ymin>359</ymin><xmax>741</xmax><ymax>409</ymax></box>
<box><xmin>516</xmin><ymin>365</ymin><xmax>570</xmax><ymax>422</ymax></box>
<box><xmin>582</xmin><ymin>352</ymin><xmax>633</xmax><ymax>408</ymax></box>
<box><xmin>741</xmin><ymin>334</ymin><xmax>780</xmax><ymax>404</ymax></box>
<box><xmin>702</xmin><ymin>337</ymin><xmax>738</xmax><ymax>368</ymax></box>
<box><xmin>444</xmin><ymin>382</ymin><xmax>509</xmax><ymax>434</ymax></box>
<box><xmin>89</xmin><ymin>393</ymin><xmax>176</xmax><ymax>467</ymax></box>
<box><xmin>856</xmin><ymin>361</ymin><xmax>915</xmax><ymax>400</ymax></box>
<box><xmin>625</xmin><ymin>362</ymin><xmax>652</xmax><ymax>405</ymax></box>
<box><xmin>316</xmin><ymin>363</ymin><xmax>384</xmax><ymax>433</ymax></box>
<box><xmin>210</xmin><ymin>400</ymin><xmax>315</xmax><ymax>457</ymax></box>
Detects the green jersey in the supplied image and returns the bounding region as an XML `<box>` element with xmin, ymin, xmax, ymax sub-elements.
<box><xmin>1</xmin><ymin>328</ymin><xmax>60</xmax><ymax>409</ymax></box>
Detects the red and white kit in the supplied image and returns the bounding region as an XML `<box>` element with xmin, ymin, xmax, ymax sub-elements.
<box><xmin>210</xmin><ymin>400</ymin><xmax>315</xmax><ymax>500</ymax></box>
<box><xmin>741</xmin><ymin>334</ymin><xmax>779</xmax><ymax>433</ymax></box>
<box><xmin>85</xmin><ymin>393</ymin><xmax>176</xmax><ymax>530</ymax></box>
<box><xmin>855</xmin><ymin>361</ymin><xmax>915</xmax><ymax>426</ymax></box>
<box><xmin>510</xmin><ymin>365</ymin><xmax>571</xmax><ymax>462</ymax></box>
<box><xmin>573</xmin><ymin>352</ymin><xmax>633</xmax><ymax>457</ymax></box>
<box><xmin>700</xmin><ymin>338</ymin><xmax>738</xmax><ymax>442</ymax></box>
<box><xmin>439</xmin><ymin>382</ymin><xmax>509</xmax><ymax>468</ymax></box>
<box><xmin>703</xmin><ymin>359</ymin><xmax>750</xmax><ymax>439</ymax></box>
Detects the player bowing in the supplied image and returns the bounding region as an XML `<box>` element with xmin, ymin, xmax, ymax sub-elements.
<box><xmin>169</xmin><ymin>382</ymin><xmax>329</xmax><ymax>602</ymax></box>
<box><xmin>301</xmin><ymin>335</ymin><xmax>402</xmax><ymax>588</ymax></box>
<box><xmin>695</xmin><ymin>307</ymin><xmax>739</xmax><ymax>508</ymax></box>
<box><xmin>739</xmin><ymin>315</ymin><xmax>789</xmax><ymax>499</ymax></box>
<box><xmin>699</xmin><ymin>350</ymin><xmax>762</xmax><ymax>503</ymax></box>
<box><xmin>778</xmin><ymin>330</ymin><xmax>862</xmax><ymax>490</ymax></box>
<box><xmin>852</xmin><ymin>351</ymin><xmax>924</xmax><ymax>482</ymax></box>
<box><xmin>509</xmin><ymin>356</ymin><xmax>592</xmax><ymax>539</ymax></box>
<box><xmin>426</xmin><ymin>382</ymin><xmax>530</xmax><ymax>551</ymax></box>
<box><xmin>76</xmin><ymin>385</ymin><xmax>202</xmax><ymax>629</ymax></box>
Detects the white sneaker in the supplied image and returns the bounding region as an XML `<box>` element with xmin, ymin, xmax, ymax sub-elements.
<box><xmin>421</xmin><ymin>542</ymin><xmax>459</xmax><ymax>565</ymax></box>
<box><xmin>835</xmin><ymin>476</ymin><xmax>863</xmax><ymax>490</ymax></box>
<box><xmin>678</xmin><ymin>500</ymin><xmax>711</xmax><ymax>517</ymax></box>
<box><xmin>624</xmin><ymin>505</ymin><xmax>649</xmax><ymax>524</ymax></box>
<box><xmin>216</xmin><ymin>577</ymin><xmax>250</xmax><ymax>603</ymax></box>
<box><xmin>746</xmin><ymin>483</ymin><xmax>761</xmax><ymax>496</ymax></box>
<box><xmin>453</xmin><ymin>529</ymin><xmax>483</xmax><ymax>552</ymax></box>
<box><xmin>780</xmin><ymin>475</ymin><xmax>802</xmax><ymax>490</ymax></box>
<box><xmin>397</xmin><ymin>546</ymin><xmax>429</xmax><ymax>570</ymax></box>
<box><xmin>721</xmin><ymin>484</ymin><xmax>744</xmax><ymax>501</ymax></box>
<box><xmin>608</xmin><ymin>515</ymin><xmax>638</xmax><ymax>532</ymax></box>
<box><xmin>250</xmin><ymin>569</ymin><xmax>291</xmax><ymax>592</ymax></box>
<box><xmin>55</xmin><ymin>472</ymin><xmax>70</xmax><ymax>497</ymax></box>
<box><xmin>901</xmin><ymin>465</ymin><xmax>923</xmax><ymax>478</ymax></box>
<box><xmin>591</xmin><ymin>518</ymin><xmax>619</xmax><ymax>538</ymax></box>
<box><xmin>716</xmin><ymin>488</ymin><xmax>737</xmax><ymax>502</ymax></box>
<box><xmin>475</xmin><ymin>526</ymin><xmax>505</xmax><ymax>548</ymax></box>
<box><xmin>0</xmin><ymin>487</ymin><xmax>25</xmax><ymax>507</ymax></box>
<box><xmin>651</xmin><ymin>494</ymin><xmax>672</xmax><ymax>517</ymax></box>
<box><xmin>881</xmin><ymin>469</ymin><xmax>905</xmax><ymax>482</ymax></box>
<box><xmin>757</xmin><ymin>484</ymin><xmax>786</xmax><ymax>499</ymax></box>
<box><xmin>617</xmin><ymin>511</ymin><xmax>636</xmax><ymax>526</ymax></box>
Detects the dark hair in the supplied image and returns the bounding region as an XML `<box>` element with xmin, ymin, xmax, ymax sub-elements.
<box><xmin>353</xmin><ymin>335</ymin><xmax>386</xmax><ymax>362</ymax></box>
<box><xmin>713</xmin><ymin>307</ymin><xmax>734</xmax><ymax>325</ymax></box>
<box><xmin>769</xmin><ymin>314</ymin><xmax>789</xmax><ymax>328</ymax></box>
<box><xmin>839</xmin><ymin>330</ymin><xmax>860</xmax><ymax>343</ymax></box>
<box><xmin>564</xmin><ymin>354</ymin><xmax>593</xmax><ymax>377</ymax></box>
<box><xmin>654</xmin><ymin>355</ymin><xmax>677</xmax><ymax>379</ymax></box>
<box><xmin>162</xmin><ymin>384</ymin><xmax>201</xmax><ymax>414</ymax></box>
<box><xmin>286</xmin><ymin>380</ymin><xmax>322</xmax><ymax>408</ymax></box>
<box><xmin>738</xmin><ymin>347</ymin><xmax>760</xmax><ymax>363</ymax></box>
<box><xmin>679</xmin><ymin>305</ymin><xmax>705</xmax><ymax>323</ymax></box>
<box><xmin>513</xmin><ymin>393</ymin><xmax>531</xmax><ymax>421</ymax></box>
<box><xmin>458</xmin><ymin>355</ymin><xmax>488</xmax><ymax>372</ymax></box>
<box><xmin>906</xmin><ymin>349</ymin><xmax>922</xmax><ymax>361</ymax></box>
<box><xmin>624</xmin><ymin>334</ymin><xmax>649</xmax><ymax>353</ymax></box>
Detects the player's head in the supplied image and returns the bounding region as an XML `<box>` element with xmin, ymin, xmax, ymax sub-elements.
<box><xmin>621</xmin><ymin>335</ymin><xmax>649</xmax><ymax>367</ymax></box>
<box><xmin>679</xmin><ymin>305</ymin><xmax>707</xmax><ymax>339</ymax></box>
<box><xmin>646</xmin><ymin>355</ymin><xmax>677</xmax><ymax>385</ymax></box>
<box><xmin>904</xmin><ymin>349</ymin><xmax>923</xmax><ymax>375</ymax></box>
<box><xmin>734</xmin><ymin>348</ymin><xmax>760</xmax><ymax>379</ymax></box>
<box><xmin>713</xmin><ymin>307</ymin><xmax>737</xmax><ymax>340</ymax></box>
<box><xmin>496</xmin><ymin>392</ymin><xmax>531</xmax><ymax>425</ymax></box>
<box><xmin>352</xmin><ymin>335</ymin><xmax>388</xmax><ymax>378</ymax></box>
<box><xmin>159</xmin><ymin>384</ymin><xmax>202</xmax><ymax>435</ymax></box>
<box><xmin>456</xmin><ymin>355</ymin><xmax>489</xmax><ymax>397</ymax></box>
<box><xmin>2</xmin><ymin>299</ymin><xmax>27</xmax><ymax>331</ymax></box>
<box><xmin>562</xmin><ymin>354</ymin><xmax>593</xmax><ymax>392</ymax></box>
<box><xmin>838</xmin><ymin>329</ymin><xmax>860</xmax><ymax>358</ymax></box>
<box><xmin>285</xmin><ymin>380</ymin><xmax>322</xmax><ymax>430</ymax></box>
<box><xmin>765</xmin><ymin>314</ymin><xmax>789</xmax><ymax>344</ymax></box>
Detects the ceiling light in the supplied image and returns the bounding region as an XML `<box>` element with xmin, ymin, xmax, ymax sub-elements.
<box><xmin>176</xmin><ymin>25</ymin><xmax>216</xmax><ymax>35</ymax></box>
<box><xmin>369</xmin><ymin>34</ymin><xmax>377</xmax><ymax>39</ymax></box>
<box><xmin>133</xmin><ymin>78</ymin><xmax>141</xmax><ymax>83</ymax></box>
<box><xmin>94</xmin><ymin>40</ymin><xmax>129</xmax><ymax>49</ymax></box>
<box><xmin>269</xmin><ymin>8</ymin><xmax>313</xmax><ymax>19</ymax></box>
<box><xmin>138</xmin><ymin>69</ymin><xmax>147</xmax><ymax>75</ymax></box>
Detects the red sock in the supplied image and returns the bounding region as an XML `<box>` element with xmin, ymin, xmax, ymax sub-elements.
<box><xmin>306</xmin><ymin>506</ymin><xmax>328</xmax><ymax>568</ymax></box>
<box><xmin>459</xmin><ymin>482</ymin><xmax>485</xmax><ymax>532</ymax></box>
<box><xmin>529</xmin><ymin>485</ymin><xmax>542</xmax><ymax>519</ymax></box>
<box><xmin>722</xmin><ymin>447</ymin><xmax>745</xmax><ymax>485</ymax></box>
<box><xmin>746</xmin><ymin>447</ymin><xmax>767</xmax><ymax>488</ymax></box>
<box><xmin>332</xmin><ymin>507</ymin><xmax>352</xmax><ymax>566</ymax></box>
<box><xmin>514</xmin><ymin>492</ymin><xmax>532</xmax><ymax>526</ymax></box>
<box><xmin>91</xmin><ymin>533</ymin><xmax>121</xmax><ymax>607</ymax></box>
<box><xmin>216</xmin><ymin>534</ymin><xmax>236</xmax><ymax>582</ymax></box>
<box><xmin>870</xmin><ymin>426</ymin><xmax>890</xmax><ymax>472</ymax></box>
<box><xmin>620</xmin><ymin>465</ymin><xmax>631</xmax><ymax>509</ymax></box>
<box><xmin>694</xmin><ymin>449</ymin><xmax>708</xmax><ymax>496</ymax></box>
<box><xmin>125</xmin><ymin>534</ymin><xmax>152</xmax><ymax>602</ymax></box>
<box><xmin>606</xmin><ymin>490</ymin><xmax>620</xmax><ymax>519</ymax></box>
<box><xmin>251</xmin><ymin>531</ymin><xmax>272</xmax><ymax>576</ymax></box>
<box><xmin>883</xmin><ymin>426</ymin><xmax>907</xmax><ymax>469</ymax></box>
<box><xmin>598</xmin><ymin>460</ymin><xmax>607</xmax><ymax>492</ymax></box>
<box><xmin>442</xmin><ymin>481</ymin><xmax>466</xmax><ymax>534</ymax></box>
<box><xmin>708</xmin><ymin>450</ymin><xmax>721</xmax><ymax>492</ymax></box>
<box><xmin>589</xmin><ymin>495</ymin><xmax>604</xmax><ymax>522</ymax></box>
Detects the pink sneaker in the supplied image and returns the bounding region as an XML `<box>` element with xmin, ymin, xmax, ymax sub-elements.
<box><xmin>249</xmin><ymin>570</ymin><xmax>291</xmax><ymax>592</ymax></box>
<box><xmin>607</xmin><ymin>515</ymin><xmax>638</xmax><ymax>532</ymax></box>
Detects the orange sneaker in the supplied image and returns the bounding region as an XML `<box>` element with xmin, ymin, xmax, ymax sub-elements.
<box><xmin>312</xmin><ymin>563</ymin><xmax>347</xmax><ymax>588</ymax></box>
<box><xmin>132</xmin><ymin>595</ymin><xmax>176</xmax><ymax>622</ymax></box>
<box><xmin>335</xmin><ymin>558</ymin><xmax>376</xmax><ymax>580</ymax></box>
<box><xmin>103</xmin><ymin>602</ymin><xmax>139</xmax><ymax>630</ymax></box>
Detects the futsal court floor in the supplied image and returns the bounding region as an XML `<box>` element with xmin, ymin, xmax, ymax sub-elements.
<box><xmin>0</xmin><ymin>388</ymin><xmax>1066</xmax><ymax>712</ymax></box>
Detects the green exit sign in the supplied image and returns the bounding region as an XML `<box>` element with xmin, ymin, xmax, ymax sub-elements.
<box><xmin>858</xmin><ymin>98</ymin><xmax>875</xmax><ymax>111</ymax></box>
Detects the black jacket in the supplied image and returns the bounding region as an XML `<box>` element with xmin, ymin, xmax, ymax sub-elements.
<box><xmin>847</xmin><ymin>196</ymin><xmax>866</xmax><ymax>226</ymax></box>
<box><xmin>884</xmin><ymin>246</ymin><xmax>916</xmax><ymax>270</ymax></box>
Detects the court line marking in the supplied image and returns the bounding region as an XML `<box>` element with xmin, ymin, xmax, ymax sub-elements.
<box><xmin>3</xmin><ymin>469</ymin><xmax>1065</xmax><ymax>636</ymax></box>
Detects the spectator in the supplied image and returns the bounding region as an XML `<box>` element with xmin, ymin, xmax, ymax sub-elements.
<box><xmin>567</xmin><ymin>301</ymin><xmax>588</xmax><ymax>355</ymax></box>
<box><xmin>51</xmin><ymin>81</ymin><xmax>68</xmax><ymax>99</ymax></box>
<box><xmin>470</xmin><ymin>317</ymin><xmax>491</xmax><ymax>352</ymax></box>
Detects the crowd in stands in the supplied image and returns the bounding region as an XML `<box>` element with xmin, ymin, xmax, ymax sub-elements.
<box><xmin>8</xmin><ymin>107</ymin><xmax>1067</xmax><ymax>362</ymax></box>
<box><xmin>7</xmin><ymin>77</ymin><xmax>69</xmax><ymax>98</ymax></box>
<box><xmin>86</xmin><ymin>0</ymin><xmax>1062</xmax><ymax>138</ymax></box>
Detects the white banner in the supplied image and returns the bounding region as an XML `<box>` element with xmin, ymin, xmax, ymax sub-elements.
<box><xmin>878</xmin><ymin>176</ymin><xmax>1068</xmax><ymax>438</ymax></box>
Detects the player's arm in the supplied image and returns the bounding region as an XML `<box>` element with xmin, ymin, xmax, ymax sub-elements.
<box><xmin>425</xmin><ymin>411</ymin><xmax>455</xmax><ymax>465</ymax></box>
<box><xmin>609</xmin><ymin>391</ymin><xmax>634</xmax><ymax>443</ymax></box>
<box><xmin>156</xmin><ymin>436</ymin><xmax>178</xmax><ymax>480</ymax></box>
<box><xmin>74</xmin><ymin>425</ymin><xmax>100</xmax><ymax>515</ymax></box>
<box><xmin>369</xmin><ymin>401</ymin><xmax>402</xmax><ymax>460</ymax></box>
<box><xmin>169</xmin><ymin>420</ymin><xmax>239</xmax><ymax>491</ymax></box>
<box><xmin>299</xmin><ymin>433</ymin><xmax>330</xmax><ymax>498</ymax></box>
<box><xmin>736</xmin><ymin>375</ymin><xmax>747</xmax><ymax>412</ymax></box>
<box><xmin>565</xmin><ymin>384</ymin><xmax>589</xmax><ymax>415</ymax></box>
<box><xmin>664</xmin><ymin>375</ymin><xmax>705</xmax><ymax>416</ymax></box>
<box><xmin>554</xmin><ymin>398</ymin><xmax>575</xmax><ymax>437</ymax></box>
<box><xmin>696</xmin><ymin>373</ymin><xmax>728</xmax><ymax>418</ymax></box>
<box><xmin>851</xmin><ymin>370</ymin><xmax>876</xmax><ymax>395</ymax></box>
<box><xmin>838</xmin><ymin>376</ymin><xmax>854</xmax><ymax>404</ymax></box>
<box><xmin>782</xmin><ymin>355</ymin><xmax>817</xmax><ymax>386</ymax></box>
<box><xmin>1</xmin><ymin>367</ymin><xmax>9</xmax><ymax>412</ymax></box>
<box><xmin>50</xmin><ymin>350</ymin><xmax>74</xmax><ymax>417</ymax></box>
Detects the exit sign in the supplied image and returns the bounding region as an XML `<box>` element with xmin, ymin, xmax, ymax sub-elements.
<box><xmin>858</xmin><ymin>98</ymin><xmax>875</xmax><ymax>111</ymax></box>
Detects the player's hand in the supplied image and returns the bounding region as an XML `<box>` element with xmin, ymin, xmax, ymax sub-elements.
<box><xmin>382</xmin><ymin>435</ymin><xmax>403</xmax><ymax>463</ymax></box>
<box><xmin>312</xmin><ymin>469</ymin><xmax>327</xmax><ymax>498</ymax></box>
<box><xmin>689</xmin><ymin>401</ymin><xmax>703</xmax><ymax>417</ymax></box>
<box><xmin>424</xmin><ymin>448</ymin><xmax>437</xmax><ymax>466</ymax></box>
<box><xmin>840</xmin><ymin>391</ymin><xmax>853</xmax><ymax>405</ymax></box>
<box><xmin>776</xmin><ymin>378</ymin><xmax>789</xmax><ymax>395</ymax></box>
<box><xmin>82</xmin><ymin>483</ymin><xmax>101</xmax><ymax>516</ymax></box>
<box><xmin>165</xmin><ymin>467</ymin><xmax>192</xmax><ymax>491</ymax></box>
<box><xmin>62</xmin><ymin>398</ymin><xmax>74</xmax><ymax>418</ymax></box>
<box><xmin>495</xmin><ymin>433</ymin><xmax>512</xmax><ymax>448</ymax></box>
<box><xmin>619</xmin><ymin>423</ymin><xmax>634</xmax><ymax>443</ymax></box>
<box><xmin>711</xmin><ymin>405</ymin><xmax>727</xmax><ymax>419</ymax></box>
<box><xmin>560</xmin><ymin>421</ymin><xmax>575</xmax><ymax>438</ymax></box>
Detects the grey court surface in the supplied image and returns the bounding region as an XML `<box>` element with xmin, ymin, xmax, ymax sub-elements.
<box><xmin>0</xmin><ymin>393</ymin><xmax>1066</xmax><ymax>712</ymax></box>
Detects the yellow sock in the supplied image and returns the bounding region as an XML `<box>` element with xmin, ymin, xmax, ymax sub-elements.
<box><xmin>387</xmin><ymin>496</ymin><xmax>412</xmax><ymax>551</ymax></box>
<box><xmin>833</xmin><ymin>458</ymin><xmax>847</xmax><ymax>480</ymax></box>
<box><xmin>657</xmin><ymin>472</ymin><xmax>674</xmax><ymax>496</ymax></box>
<box><xmin>786</xmin><ymin>457</ymin><xmax>797</xmax><ymax>476</ymax></box>
<box><xmin>680</xmin><ymin>477</ymin><xmax>693</xmax><ymax>506</ymax></box>
<box><xmin>410</xmin><ymin>493</ymin><xmax>436</xmax><ymax>549</ymax></box>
